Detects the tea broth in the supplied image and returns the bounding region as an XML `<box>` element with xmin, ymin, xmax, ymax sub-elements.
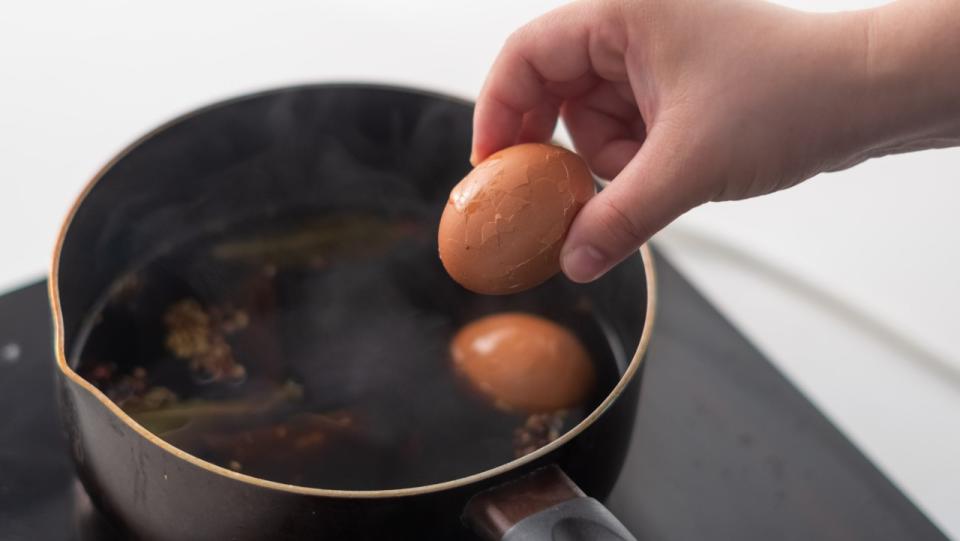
<box><xmin>72</xmin><ymin>213</ymin><xmax>622</xmax><ymax>490</ymax></box>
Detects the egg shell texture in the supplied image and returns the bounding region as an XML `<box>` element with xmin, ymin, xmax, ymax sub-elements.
<box><xmin>438</xmin><ymin>143</ymin><xmax>595</xmax><ymax>295</ymax></box>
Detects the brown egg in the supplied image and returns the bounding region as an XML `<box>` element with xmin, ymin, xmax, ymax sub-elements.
<box><xmin>451</xmin><ymin>312</ymin><xmax>595</xmax><ymax>414</ymax></box>
<box><xmin>438</xmin><ymin>143</ymin><xmax>595</xmax><ymax>295</ymax></box>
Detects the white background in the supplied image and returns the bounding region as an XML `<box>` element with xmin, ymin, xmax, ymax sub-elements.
<box><xmin>1</xmin><ymin>0</ymin><xmax>958</xmax><ymax>537</ymax></box>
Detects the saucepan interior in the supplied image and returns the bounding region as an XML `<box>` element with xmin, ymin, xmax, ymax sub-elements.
<box><xmin>52</xmin><ymin>84</ymin><xmax>653</xmax><ymax>498</ymax></box>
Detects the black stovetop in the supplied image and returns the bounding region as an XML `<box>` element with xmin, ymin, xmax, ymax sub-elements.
<box><xmin>0</xmin><ymin>251</ymin><xmax>947</xmax><ymax>540</ymax></box>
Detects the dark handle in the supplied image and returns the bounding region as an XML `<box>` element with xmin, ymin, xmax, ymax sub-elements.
<box><xmin>463</xmin><ymin>465</ymin><xmax>637</xmax><ymax>541</ymax></box>
<box><xmin>501</xmin><ymin>496</ymin><xmax>636</xmax><ymax>541</ymax></box>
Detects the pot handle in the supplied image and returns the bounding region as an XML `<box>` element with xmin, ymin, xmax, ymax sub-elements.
<box><xmin>463</xmin><ymin>465</ymin><xmax>637</xmax><ymax>541</ymax></box>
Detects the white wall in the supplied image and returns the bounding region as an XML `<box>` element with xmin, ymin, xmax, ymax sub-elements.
<box><xmin>1</xmin><ymin>0</ymin><xmax>957</xmax><ymax>536</ymax></box>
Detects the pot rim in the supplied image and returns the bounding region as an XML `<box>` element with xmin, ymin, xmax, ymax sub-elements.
<box><xmin>49</xmin><ymin>82</ymin><xmax>658</xmax><ymax>499</ymax></box>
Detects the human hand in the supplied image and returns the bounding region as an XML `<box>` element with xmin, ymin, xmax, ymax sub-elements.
<box><xmin>471</xmin><ymin>0</ymin><xmax>960</xmax><ymax>282</ymax></box>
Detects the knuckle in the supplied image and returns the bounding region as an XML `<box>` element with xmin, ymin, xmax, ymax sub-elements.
<box><xmin>504</xmin><ymin>21</ymin><xmax>538</xmax><ymax>51</ymax></box>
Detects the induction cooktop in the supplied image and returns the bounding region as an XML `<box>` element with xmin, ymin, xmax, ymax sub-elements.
<box><xmin>0</xmin><ymin>251</ymin><xmax>946</xmax><ymax>540</ymax></box>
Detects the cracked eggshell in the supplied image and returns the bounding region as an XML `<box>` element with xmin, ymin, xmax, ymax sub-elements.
<box><xmin>451</xmin><ymin>312</ymin><xmax>595</xmax><ymax>414</ymax></box>
<box><xmin>438</xmin><ymin>143</ymin><xmax>595</xmax><ymax>295</ymax></box>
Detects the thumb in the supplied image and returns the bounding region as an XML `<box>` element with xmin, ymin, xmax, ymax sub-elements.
<box><xmin>560</xmin><ymin>123</ymin><xmax>708</xmax><ymax>283</ymax></box>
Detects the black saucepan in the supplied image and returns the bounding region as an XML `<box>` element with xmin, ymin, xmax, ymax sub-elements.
<box><xmin>50</xmin><ymin>84</ymin><xmax>656</xmax><ymax>540</ymax></box>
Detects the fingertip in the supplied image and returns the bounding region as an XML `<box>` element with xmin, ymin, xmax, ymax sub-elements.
<box><xmin>516</xmin><ymin>101</ymin><xmax>561</xmax><ymax>146</ymax></box>
<box><xmin>560</xmin><ymin>179</ymin><xmax>649</xmax><ymax>285</ymax></box>
<box><xmin>469</xmin><ymin>138</ymin><xmax>500</xmax><ymax>167</ymax></box>
<box><xmin>560</xmin><ymin>242</ymin><xmax>611</xmax><ymax>283</ymax></box>
<box><xmin>469</xmin><ymin>130</ymin><xmax>493</xmax><ymax>167</ymax></box>
<box><xmin>471</xmin><ymin>96</ymin><xmax>522</xmax><ymax>167</ymax></box>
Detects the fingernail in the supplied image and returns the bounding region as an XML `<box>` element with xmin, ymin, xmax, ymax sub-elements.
<box><xmin>561</xmin><ymin>244</ymin><xmax>609</xmax><ymax>283</ymax></box>
<box><xmin>469</xmin><ymin>151</ymin><xmax>479</xmax><ymax>167</ymax></box>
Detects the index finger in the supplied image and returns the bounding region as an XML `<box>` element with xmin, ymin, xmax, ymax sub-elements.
<box><xmin>471</xmin><ymin>3</ymin><xmax>602</xmax><ymax>164</ymax></box>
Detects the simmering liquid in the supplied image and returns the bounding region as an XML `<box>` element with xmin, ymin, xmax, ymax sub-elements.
<box><xmin>73</xmin><ymin>213</ymin><xmax>621</xmax><ymax>490</ymax></box>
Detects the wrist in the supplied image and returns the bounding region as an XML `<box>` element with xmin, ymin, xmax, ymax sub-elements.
<box><xmin>835</xmin><ymin>0</ymin><xmax>960</xmax><ymax>165</ymax></box>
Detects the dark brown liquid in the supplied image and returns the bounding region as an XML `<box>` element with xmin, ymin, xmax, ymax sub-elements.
<box><xmin>72</xmin><ymin>213</ymin><xmax>622</xmax><ymax>490</ymax></box>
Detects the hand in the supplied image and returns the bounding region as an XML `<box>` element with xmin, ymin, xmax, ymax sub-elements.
<box><xmin>471</xmin><ymin>0</ymin><xmax>960</xmax><ymax>282</ymax></box>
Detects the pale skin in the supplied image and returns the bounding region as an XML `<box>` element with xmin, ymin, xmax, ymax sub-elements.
<box><xmin>471</xmin><ymin>0</ymin><xmax>960</xmax><ymax>283</ymax></box>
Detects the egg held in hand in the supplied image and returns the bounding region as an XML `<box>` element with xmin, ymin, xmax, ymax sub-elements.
<box><xmin>438</xmin><ymin>144</ymin><xmax>595</xmax><ymax>295</ymax></box>
<box><xmin>451</xmin><ymin>312</ymin><xmax>596</xmax><ymax>414</ymax></box>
